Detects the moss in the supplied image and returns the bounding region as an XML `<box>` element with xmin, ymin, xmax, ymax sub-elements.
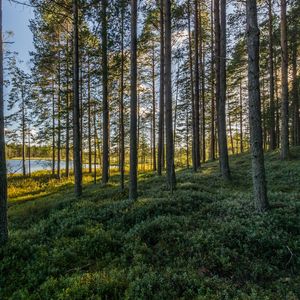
<box><xmin>1</xmin><ymin>148</ymin><xmax>300</xmax><ymax>299</ymax></box>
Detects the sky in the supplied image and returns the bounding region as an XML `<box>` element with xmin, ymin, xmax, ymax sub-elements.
<box><xmin>3</xmin><ymin>0</ymin><xmax>34</xmax><ymax>68</ymax></box>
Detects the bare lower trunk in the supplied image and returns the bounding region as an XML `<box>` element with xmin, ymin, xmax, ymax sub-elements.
<box><xmin>194</xmin><ymin>0</ymin><xmax>200</xmax><ymax>171</ymax></box>
<box><xmin>158</xmin><ymin>0</ymin><xmax>165</xmax><ymax>176</ymax></box>
<box><xmin>280</xmin><ymin>0</ymin><xmax>289</xmax><ymax>160</ymax></box>
<box><xmin>218</xmin><ymin>0</ymin><xmax>230</xmax><ymax>180</ymax></box>
<box><xmin>87</xmin><ymin>57</ymin><xmax>92</xmax><ymax>173</ymax></box>
<box><xmin>268</xmin><ymin>0</ymin><xmax>276</xmax><ymax>150</ymax></box>
<box><xmin>0</xmin><ymin>0</ymin><xmax>8</xmax><ymax>244</ymax></box>
<box><xmin>210</xmin><ymin>0</ymin><xmax>215</xmax><ymax>160</ymax></box>
<box><xmin>72</xmin><ymin>0</ymin><xmax>82</xmax><ymax>197</ymax></box>
<box><xmin>246</xmin><ymin>0</ymin><xmax>269</xmax><ymax>212</ymax></box>
<box><xmin>164</xmin><ymin>0</ymin><xmax>176</xmax><ymax>191</ymax></box>
<box><xmin>129</xmin><ymin>0</ymin><xmax>138</xmax><ymax>200</ymax></box>
<box><xmin>102</xmin><ymin>0</ymin><xmax>109</xmax><ymax>184</ymax></box>
<box><xmin>120</xmin><ymin>1</ymin><xmax>125</xmax><ymax>191</ymax></box>
<box><xmin>187</xmin><ymin>0</ymin><xmax>196</xmax><ymax>167</ymax></box>
<box><xmin>152</xmin><ymin>43</ymin><xmax>157</xmax><ymax>171</ymax></box>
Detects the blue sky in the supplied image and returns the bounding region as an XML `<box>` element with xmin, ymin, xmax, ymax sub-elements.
<box><xmin>3</xmin><ymin>0</ymin><xmax>34</xmax><ymax>67</ymax></box>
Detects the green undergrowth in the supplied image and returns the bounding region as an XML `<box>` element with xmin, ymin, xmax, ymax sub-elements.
<box><xmin>1</xmin><ymin>148</ymin><xmax>300</xmax><ymax>299</ymax></box>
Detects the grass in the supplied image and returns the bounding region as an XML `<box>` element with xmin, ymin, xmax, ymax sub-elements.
<box><xmin>1</xmin><ymin>148</ymin><xmax>300</xmax><ymax>299</ymax></box>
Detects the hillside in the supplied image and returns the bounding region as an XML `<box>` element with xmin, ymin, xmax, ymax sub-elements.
<box><xmin>1</xmin><ymin>149</ymin><xmax>300</xmax><ymax>299</ymax></box>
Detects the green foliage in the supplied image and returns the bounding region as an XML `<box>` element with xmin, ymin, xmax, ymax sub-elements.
<box><xmin>1</xmin><ymin>149</ymin><xmax>300</xmax><ymax>299</ymax></box>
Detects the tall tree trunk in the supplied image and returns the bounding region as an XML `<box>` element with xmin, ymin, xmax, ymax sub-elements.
<box><xmin>129</xmin><ymin>0</ymin><xmax>138</xmax><ymax>200</ymax></box>
<box><xmin>291</xmin><ymin>43</ymin><xmax>299</xmax><ymax>146</ymax></box>
<box><xmin>218</xmin><ymin>0</ymin><xmax>230</xmax><ymax>180</ymax></box>
<box><xmin>187</xmin><ymin>0</ymin><xmax>196</xmax><ymax>168</ymax></box>
<box><xmin>210</xmin><ymin>0</ymin><xmax>215</xmax><ymax>160</ymax></box>
<box><xmin>0</xmin><ymin>0</ymin><xmax>8</xmax><ymax>244</ymax></box>
<box><xmin>57</xmin><ymin>44</ymin><xmax>61</xmax><ymax>179</ymax></box>
<box><xmin>280</xmin><ymin>0</ymin><xmax>289</xmax><ymax>159</ymax></box>
<box><xmin>120</xmin><ymin>0</ymin><xmax>125</xmax><ymax>191</ymax></box>
<box><xmin>199</xmin><ymin>4</ymin><xmax>206</xmax><ymax>162</ymax></box>
<box><xmin>93</xmin><ymin>101</ymin><xmax>97</xmax><ymax>184</ymax></box>
<box><xmin>66</xmin><ymin>41</ymin><xmax>70</xmax><ymax>178</ymax></box>
<box><xmin>194</xmin><ymin>0</ymin><xmax>200</xmax><ymax>171</ymax></box>
<box><xmin>164</xmin><ymin>0</ymin><xmax>176</xmax><ymax>191</ymax></box>
<box><xmin>268</xmin><ymin>0</ymin><xmax>276</xmax><ymax>150</ymax></box>
<box><xmin>102</xmin><ymin>0</ymin><xmax>109</xmax><ymax>184</ymax></box>
<box><xmin>87</xmin><ymin>57</ymin><xmax>92</xmax><ymax>173</ymax></box>
<box><xmin>239</xmin><ymin>77</ymin><xmax>244</xmax><ymax>153</ymax></box>
<box><xmin>228</xmin><ymin>109</ymin><xmax>234</xmax><ymax>154</ymax></box>
<box><xmin>152</xmin><ymin>42</ymin><xmax>157</xmax><ymax>172</ymax></box>
<box><xmin>158</xmin><ymin>0</ymin><xmax>165</xmax><ymax>176</ymax></box>
<box><xmin>186</xmin><ymin>109</ymin><xmax>190</xmax><ymax>168</ymax></box>
<box><xmin>246</xmin><ymin>0</ymin><xmax>269</xmax><ymax>212</ymax></box>
<box><xmin>28</xmin><ymin>127</ymin><xmax>31</xmax><ymax>176</ymax></box>
<box><xmin>52</xmin><ymin>78</ymin><xmax>55</xmax><ymax>176</ymax></box>
<box><xmin>72</xmin><ymin>0</ymin><xmax>82</xmax><ymax>197</ymax></box>
<box><xmin>21</xmin><ymin>88</ymin><xmax>26</xmax><ymax>176</ymax></box>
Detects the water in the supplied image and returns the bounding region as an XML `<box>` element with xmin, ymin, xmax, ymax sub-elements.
<box><xmin>7</xmin><ymin>160</ymin><xmax>74</xmax><ymax>175</ymax></box>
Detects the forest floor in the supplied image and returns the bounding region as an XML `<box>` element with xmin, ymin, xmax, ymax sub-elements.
<box><xmin>1</xmin><ymin>148</ymin><xmax>300</xmax><ymax>299</ymax></box>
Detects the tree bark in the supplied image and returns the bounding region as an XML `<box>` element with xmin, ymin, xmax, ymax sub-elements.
<box><xmin>218</xmin><ymin>0</ymin><xmax>230</xmax><ymax>180</ymax></box>
<box><xmin>210</xmin><ymin>0</ymin><xmax>215</xmax><ymax>161</ymax></box>
<box><xmin>129</xmin><ymin>0</ymin><xmax>138</xmax><ymax>200</ymax></box>
<box><xmin>0</xmin><ymin>0</ymin><xmax>8</xmax><ymax>244</ymax></box>
<box><xmin>280</xmin><ymin>0</ymin><xmax>289</xmax><ymax>160</ymax></box>
<box><xmin>66</xmin><ymin>41</ymin><xmax>70</xmax><ymax>178</ymax></box>
<box><xmin>21</xmin><ymin>88</ymin><xmax>26</xmax><ymax>176</ymax></box>
<box><xmin>292</xmin><ymin>43</ymin><xmax>300</xmax><ymax>146</ymax></box>
<box><xmin>72</xmin><ymin>0</ymin><xmax>82</xmax><ymax>197</ymax></box>
<box><xmin>164</xmin><ymin>0</ymin><xmax>176</xmax><ymax>191</ymax></box>
<box><xmin>57</xmin><ymin>42</ymin><xmax>61</xmax><ymax>179</ymax></box>
<box><xmin>158</xmin><ymin>0</ymin><xmax>165</xmax><ymax>175</ymax></box>
<box><xmin>194</xmin><ymin>0</ymin><xmax>200</xmax><ymax>171</ymax></box>
<box><xmin>246</xmin><ymin>0</ymin><xmax>269</xmax><ymax>212</ymax></box>
<box><xmin>268</xmin><ymin>0</ymin><xmax>276</xmax><ymax>150</ymax></box>
<box><xmin>239</xmin><ymin>77</ymin><xmax>244</xmax><ymax>153</ymax></box>
<box><xmin>120</xmin><ymin>0</ymin><xmax>125</xmax><ymax>191</ymax></box>
<box><xmin>152</xmin><ymin>42</ymin><xmax>157</xmax><ymax>171</ymax></box>
<box><xmin>52</xmin><ymin>78</ymin><xmax>55</xmax><ymax>176</ymax></box>
<box><xmin>87</xmin><ymin>57</ymin><xmax>92</xmax><ymax>173</ymax></box>
<box><xmin>102</xmin><ymin>0</ymin><xmax>109</xmax><ymax>184</ymax></box>
<box><xmin>187</xmin><ymin>0</ymin><xmax>196</xmax><ymax>167</ymax></box>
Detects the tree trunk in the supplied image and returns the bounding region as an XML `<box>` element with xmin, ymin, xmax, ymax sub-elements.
<box><xmin>291</xmin><ymin>42</ymin><xmax>299</xmax><ymax>146</ymax></box>
<box><xmin>239</xmin><ymin>77</ymin><xmax>244</xmax><ymax>153</ymax></box>
<box><xmin>187</xmin><ymin>0</ymin><xmax>196</xmax><ymax>168</ymax></box>
<box><xmin>66</xmin><ymin>41</ymin><xmax>70</xmax><ymax>178</ymax></box>
<box><xmin>21</xmin><ymin>88</ymin><xmax>26</xmax><ymax>176</ymax></box>
<box><xmin>194</xmin><ymin>0</ymin><xmax>200</xmax><ymax>171</ymax></box>
<box><xmin>268</xmin><ymin>0</ymin><xmax>276</xmax><ymax>150</ymax></box>
<box><xmin>210</xmin><ymin>0</ymin><xmax>215</xmax><ymax>161</ymax></box>
<box><xmin>57</xmin><ymin>43</ymin><xmax>61</xmax><ymax>179</ymax></box>
<box><xmin>280</xmin><ymin>0</ymin><xmax>289</xmax><ymax>160</ymax></box>
<box><xmin>120</xmin><ymin>0</ymin><xmax>125</xmax><ymax>191</ymax></box>
<box><xmin>218</xmin><ymin>0</ymin><xmax>230</xmax><ymax>180</ymax></box>
<box><xmin>28</xmin><ymin>127</ymin><xmax>31</xmax><ymax>176</ymax></box>
<box><xmin>52</xmin><ymin>78</ymin><xmax>55</xmax><ymax>176</ymax></box>
<box><xmin>87</xmin><ymin>57</ymin><xmax>92</xmax><ymax>173</ymax></box>
<box><xmin>152</xmin><ymin>42</ymin><xmax>157</xmax><ymax>172</ymax></box>
<box><xmin>246</xmin><ymin>0</ymin><xmax>269</xmax><ymax>212</ymax></box>
<box><xmin>72</xmin><ymin>0</ymin><xmax>82</xmax><ymax>197</ymax></box>
<box><xmin>164</xmin><ymin>0</ymin><xmax>176</xmax><ymax>191</ymax></box>
<box><xmin>199</xmin><ymin>4</ymin><xmax>206</xmax><ymax>162</ymax></box>
<box><xmin>0</xmin><ymin>0</ymin><xmax>8</xmax><ymax>244</ymax></box>
<box><xmin>129</xmin><ymin>0</ymin><xmax>138</xmax><ymax>200</ymax></box>
<box><xmin>158</xmin><ymin>0</ymin><xmax>165</xmax><ymax>176</ymax></box>
<box><xmin>102</xmin><ymin>0</ymin><xmax>109</xmax><ymax>184</ymax></box>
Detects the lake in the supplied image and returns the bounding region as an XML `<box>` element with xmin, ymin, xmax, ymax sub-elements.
<box><xmin>7</xmin><ymin>160</ymin><xmax>74</xmax><ymax>175</ymax></box>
